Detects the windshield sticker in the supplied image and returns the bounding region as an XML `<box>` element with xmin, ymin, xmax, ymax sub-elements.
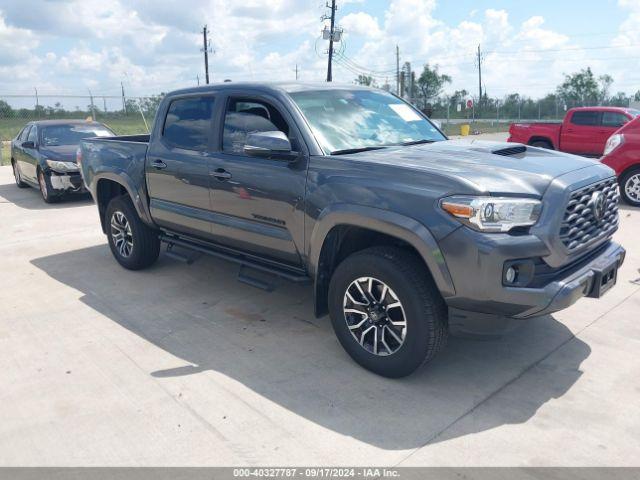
<box><xmin>390</xmin><ymin>104</ymin><xmax>422</xmax><ymax>122</ymax></box>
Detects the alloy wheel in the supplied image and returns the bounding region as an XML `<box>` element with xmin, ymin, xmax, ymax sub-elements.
<box><xmin>13</xmin><ymin>163</ymin><xmax>20</xmax><ymax>186</ymax></box>
<box><xmin>110</xmin><ymin>211</ymin><xmax>134</xmax><ymax>258</ymax></box>
<box><xmin>625</xmin><ymin>173</ymin><xmax>640</xmax><ymax>204</ymax></box>
<box><xmin>342</xmin><ymin>276</ymin><xmax>407</xmax><ymax>356</ymax></box>
<box><xmin>38</xmin><ymin>171</ymin><xmax>48</xmax><ymax>200</ymax></box>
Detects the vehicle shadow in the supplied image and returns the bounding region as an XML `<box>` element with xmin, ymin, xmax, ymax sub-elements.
<box><xmin>0</xmin><ymin>183</ymin><xmax>92</xmax><ymax>210</ymax></box>
<box><xmin>32</xmin><ymin>245</ymin><xmax>591</xmax><ymax>450</ymax></box>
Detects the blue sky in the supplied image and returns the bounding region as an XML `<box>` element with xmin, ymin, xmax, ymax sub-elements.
<box><xmin>0</xmin><ymin>0</ymin><xmax>638</xmax><ymax>105</ymax></box>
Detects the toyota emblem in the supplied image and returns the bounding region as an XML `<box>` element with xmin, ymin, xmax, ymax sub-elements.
<box><xmin>590</xmin><ymin>191</ymin><xmax>606</xmax><ymax>223</ymax></box>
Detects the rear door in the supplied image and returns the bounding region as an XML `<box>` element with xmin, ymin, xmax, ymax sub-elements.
<box><xmin>561</xmin><ymin>110</ymin><xmax>600</xmax><ymax>155</ymax></box>
<box><xmin>206</xmin><ymin>94</ymin><xmax>308</xmax><ymax>267</ymax></box>
<box><xmin>146</xmin><ymin>94</ymin><xmax>218</xmax><ymax>240</ymax></box>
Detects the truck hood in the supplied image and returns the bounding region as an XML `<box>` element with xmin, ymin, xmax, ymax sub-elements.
<box><xmin>350</xmin><ymin>139</ymin><xmax>606</xmax><ymax>197</ymax></box>
<box><xmin>39</xmin><ymin>145</ymin><xmax>78</xmax><ymax>163</ymax></box>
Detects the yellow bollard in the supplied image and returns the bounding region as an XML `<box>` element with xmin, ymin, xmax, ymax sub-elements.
<box><xmin>460</xmin><ymin>124</ymin><xmax>470</xmax><ymax>136</ymax></box>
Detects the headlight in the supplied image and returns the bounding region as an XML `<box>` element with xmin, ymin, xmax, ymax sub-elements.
<box><xmin>603</xmin><ymin>134</ymin><xmax>624</xmax><ymax>156</ymax></box>
<box><xmin>441</xmin><ymin>196</ymin><xmax>542</xmax><ymax>232</ymax></box>
<box><xmin>46</xmin><ymin>159</ymin><xmax>79</xmax><ymax>173</ymax></box>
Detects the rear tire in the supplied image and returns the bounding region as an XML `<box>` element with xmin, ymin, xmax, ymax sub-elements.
<box><xmin>530</xmin><ymin>140</ymin><xmax>553</xmax><ymax>150</ymax></box>
<box><xmin>12</xmin><ymin>161</ymin><xmax>28</xmax><ymax>188</ymax></box>
<box><xmin>619</xmin><ymin>167</ymin><xmax>640</xmax><ymax>207</ymax></box>
<box><xmin>328</xmin><ymin>246</ymin><xmax>448</xmax><ymax>378</ymax></box>
<box><xmin>105</xmin><ymin>195</ymin><xmax>160</xmax><ymax>270</ymax></box>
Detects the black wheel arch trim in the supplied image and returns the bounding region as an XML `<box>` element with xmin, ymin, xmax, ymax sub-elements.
<box><xmin>91</xmin><ymin>172</ymin><xmax>156</xmax><ymax>233</ymax></box>
<box><xmin>308</xmin><ymin>204</ymin><xmax>456</xmax><ymax>317</ymax></box>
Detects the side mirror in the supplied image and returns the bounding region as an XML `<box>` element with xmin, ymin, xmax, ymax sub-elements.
<box><xmin>21</xmin><ymin>141</ymin><xmax>36</xmax><ymax>149</ymax></box>
<box><xmin>244</xmin><ymin>131</ymin><xmax>296</xmax><ymax>160</ymax></box>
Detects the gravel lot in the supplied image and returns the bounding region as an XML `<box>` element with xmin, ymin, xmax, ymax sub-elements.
<box><xmin>1</xmin><ymin>157</ymin><xmax>639</xmax><ymax>466</ymax></box>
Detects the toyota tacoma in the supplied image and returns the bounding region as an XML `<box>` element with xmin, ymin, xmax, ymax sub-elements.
<box><xmin>78</xmin><ymin>83</ymin><xmax>625</xmax><ymax>377</ymax></box>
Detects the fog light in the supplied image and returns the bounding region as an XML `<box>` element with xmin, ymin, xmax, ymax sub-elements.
<box><xmin>505</xmin><ymin>266</ymin><xmax>518</xmax><ymax>284</ymax></box>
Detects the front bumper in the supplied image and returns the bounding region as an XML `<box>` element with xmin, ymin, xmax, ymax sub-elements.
<box><xmin>49</xmin><ymin>171</ymin><xmax>86</xmax><ymax>193</ymax></box>
<box><xmin>440</xmin><ymin>223</ymin><xmax>625</xmax><ymax>320</ymax></box>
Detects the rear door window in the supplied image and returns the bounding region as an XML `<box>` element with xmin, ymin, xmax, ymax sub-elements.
<box><xmin>570</xmin><ymin>111</ymin><xmax>599</xmax><ymax>126</ymax></box>
<box><xmin>601</xmin><ymin>112</ymin><xmax>629</xmax><ymax>128</ymax></box>
<box><xmin>162</xmin><ymin>96</ymin><xmax>215</xmax><ymax>151</ymax></box>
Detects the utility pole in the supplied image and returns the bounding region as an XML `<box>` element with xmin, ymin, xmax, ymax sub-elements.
<box><xmin>476</xmin><ymin>44</ymin><xmax>483</xmax><ymax>117</ymax></box>
<box><xmin>121</xmin><ymin>81</ymin><xmax>126</xmax><ymax>114</ymax></box>
<box><xmin>34</xmin><ymin>87</ymin><xmax>39</xmax><ymax>116</ymax></box>
<box><xmin>88</xmin><ymin>88</ymin><xmax>95</xmax><ymax>121</ymax></box>
<box><xmin>202</xmin><ymin>25</ymin><xmax>212</xmax><ymax>84</ymax></box>
<box><xmin>197</xmin><ymin>75</ymin><xmax>200</xmax><ymax>86</ymax></box>
<box><xmin>295</xmin><ymin>63</ymin><xmax>299</xmax><ymax>80</ymax></box>
<box><xmin>103</xmin><ymin>97</ymin><xmax>107</xmax><ymax>113</ymax></box>
<box><xmin>396</xmin><ymin>45</ymin><xmax>400</xmax><ymax>96</ymax></box>
<box><xmin>326</xmin><ymin>0</ymin><xmax>337</xmax><ymax>82</ymax></box>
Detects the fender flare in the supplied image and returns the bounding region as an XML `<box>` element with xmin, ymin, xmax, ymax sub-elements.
<box><xmin>308</xmin><ymin>204</ymin><xmax>456</xmax><ymax>315</ymax></box>
<box><xmin>92</xmin><ymin>171</ymin><xmax>155</xmax><ymax>231</ymax></box>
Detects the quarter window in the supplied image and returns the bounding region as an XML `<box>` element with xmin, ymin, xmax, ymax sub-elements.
<box><xmin>601</xmin><ymin>112</ymin><xmax>629</xmax><ymax>128</ymax></box>
<box><xmin>222</xmin><ymin>98</ymin><xmax>290</xmax><ymax>154</ymax></box>
<box><xmin>571</xmin><ymin>111</ymin><xmax>599</xmax><ymax>126</ymax></box>
<box><xmin>162</xmin><ymin>96</ymin><xmax>215</xmax><ymax>151</ymax></box>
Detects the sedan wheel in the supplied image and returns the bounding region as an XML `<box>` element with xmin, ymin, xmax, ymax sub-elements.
<box><xmin>13</xmin><ymin>162</ymin><xmax>27</xmax><ymax>188</ymax></box>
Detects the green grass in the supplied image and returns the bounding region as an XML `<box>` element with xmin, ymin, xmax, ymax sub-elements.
<box><xmin>0</xmin><ymin>116</ymin><xmax>150</xmax><ymax>166</ymax></box>
<box><xmin>0</xmin><ymin>116</ymin><xmax>150</xmax><ymax>142</ymax></box>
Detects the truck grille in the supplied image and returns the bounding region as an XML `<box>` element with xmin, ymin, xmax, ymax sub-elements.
<box><xmin>559</xmin><ymin>177</ymin><xmax>619</xmax><ymax>252</ymax></box>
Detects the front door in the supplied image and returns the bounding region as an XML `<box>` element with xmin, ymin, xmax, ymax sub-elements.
<box><xmin>207</xmin><ymin>95</ymin><xmax>308</xmax><ymax>267</ymax></box>
<box><xmin>146</xmin><ymin>94</ymin><xmax>218</xmax><ymax>240</ymax></box>
<box><xmin>22</xmin><ymin>125</ymin><xmax>39</xmax><ymax>181</ymax></box>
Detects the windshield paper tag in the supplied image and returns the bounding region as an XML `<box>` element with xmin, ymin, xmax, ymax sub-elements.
<box><xmin>390</xmin><ymin>104</ymin><xmax>422</xmax><ymax>122</ymax></box>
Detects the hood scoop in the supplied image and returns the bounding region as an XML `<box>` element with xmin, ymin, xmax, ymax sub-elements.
<box><xmin>492</xmin><ymin>145</ymin><xmax>527</xmax><ymax>156</ymax></box>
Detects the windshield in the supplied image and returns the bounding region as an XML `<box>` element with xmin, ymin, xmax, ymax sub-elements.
<box><xmin>289</xmin><ymin>89</ymin><xmax>446</xmax><ymax>154</ymax></box>
<box><xmin>628</xmin><ymin>109</ymin><xmax>640</xmax><ymax>117</ymax></box>
<box><xmin>41</xmin><ymin>124</ymin><xmax>114</xmax><ymax>146</ymax></box>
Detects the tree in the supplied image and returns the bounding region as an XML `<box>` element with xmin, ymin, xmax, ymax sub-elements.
<box><xmin>354</xmin><ymin>75</ymin><xmax>376</xmax><ymax>87</ymax></box>
<box><xmin>598</xmin><ymin>74</ymin><xmax>613</xmax><ymax>104</ymax></box>
<box><xmin>0</xmin><ymin>99</ymin><xmax>13</xmax><ymax>116</ymax></box>
<box><xmin>556</xmin><ymin>67</ymin><xmax>601</xmax><ymax>107</ymax></box>
<box><xmin>416</xmin><ymin>64</ymin><xmax>451</xmax><ymax>109</ymax></box>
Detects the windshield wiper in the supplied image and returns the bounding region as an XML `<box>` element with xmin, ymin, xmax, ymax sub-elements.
<box><xmin>330</xmin><ymin>146</ymin><xmax>389</xmax><ymax>155</ymax></box>
<box><xmin>400</xmin><ymin>139</ymin><xmax>437</xmax><ymax>146</ymax></box>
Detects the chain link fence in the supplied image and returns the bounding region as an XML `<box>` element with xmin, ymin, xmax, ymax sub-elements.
<box><xmin>1</xmin><ymin>94</ymin><xmax>162</xmax><ymax>165</ymax></box>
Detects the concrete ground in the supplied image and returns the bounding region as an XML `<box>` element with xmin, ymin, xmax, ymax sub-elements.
<box><xmin>0</xmin><ymin>160</ymin><xmax>639</xmax><ymax>466</ymax></box>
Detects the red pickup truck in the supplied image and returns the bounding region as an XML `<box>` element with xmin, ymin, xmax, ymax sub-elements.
<box><xmin>601</xmin><ymin>117</ymin><xmax>640</xmax><ymax>206</ymax></box>
<box><xmin>508</xmin><ymin>107</ymin><xmax>639</xmax><ymax>157</ymax></box>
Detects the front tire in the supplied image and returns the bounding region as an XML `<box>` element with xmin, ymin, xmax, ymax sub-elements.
<box><xmin>328</xmin><ymin>246</ymin><xmax>448</xmax><ymax>378</ymax></box>
<box><xmin>38</xmin><ymin>169</ymin><xmax>60</xmax><ymax>203</ymax></box>
<box><xmin>12</xmin><ymin>161</ymin><xmax>28</xmax><ymax>188</ymax></box>
<box><xmin>619</xmin><ymin>167</ymin><xmax>640</xmax><ymax>207</ymax></box>
<box><xmin>105</xmin><ymin>195</ymin><xmax>160</xmax><ymax>270</ymax></box>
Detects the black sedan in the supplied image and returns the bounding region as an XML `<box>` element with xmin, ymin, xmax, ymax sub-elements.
<box><xmin>11</xmin><ymin>120</ymin><xmax>114</xmax><ymax>203</ymax></box>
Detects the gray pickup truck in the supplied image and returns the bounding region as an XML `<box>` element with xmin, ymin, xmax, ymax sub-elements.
<box><xmin>79</xmin><ymin>82</ymin><xmax>625</xmax><ymax>377</ymax></box>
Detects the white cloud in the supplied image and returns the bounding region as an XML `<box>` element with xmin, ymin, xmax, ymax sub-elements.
<box><xmin>0</xmin><ymin>0</ymin><xmax>638</xmax><ymax>101</ymax></box>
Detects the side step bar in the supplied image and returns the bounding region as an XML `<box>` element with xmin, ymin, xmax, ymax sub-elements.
<box><xmin>159</xmin><ymin>233</ymin><xmax>311</xmax><ymax>285</ymax></box>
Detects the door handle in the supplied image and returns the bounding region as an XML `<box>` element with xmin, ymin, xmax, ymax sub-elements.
<box><xmin>151</xmin><ymin>159</ymin><xmax>167</xmax><ymax>170</ymax></box>
<box><xmin>211</xmin><ymin>168</ymin><xmax>232</xmax><ymax>180</ymax></box>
